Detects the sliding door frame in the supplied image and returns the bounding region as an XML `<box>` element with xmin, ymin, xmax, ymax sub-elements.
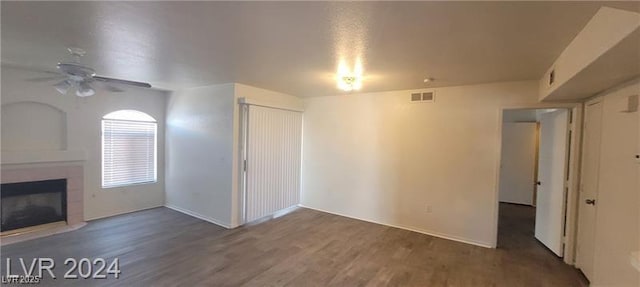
<box><xmin>239</xmin><ymin>103</ymin><xmax>249</xmax><ymax>225</ymax></box>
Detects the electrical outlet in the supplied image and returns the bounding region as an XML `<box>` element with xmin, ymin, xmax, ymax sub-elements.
<box><xmin>425</xmin><ymin>204</ymin><xmax>432</xmax><ymax>213</ymax></box>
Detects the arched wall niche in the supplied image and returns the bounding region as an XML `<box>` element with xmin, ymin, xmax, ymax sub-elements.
<box><xmin>1</xmin><ymin>101</ymin><xmax>67</xmax><ymax>151</ymax></box>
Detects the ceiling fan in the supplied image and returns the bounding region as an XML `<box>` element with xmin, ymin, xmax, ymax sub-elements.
<box><xmin>43</xmin><ymin>47</ymin><xmax>152</xmax><ymax>97</ymax></box>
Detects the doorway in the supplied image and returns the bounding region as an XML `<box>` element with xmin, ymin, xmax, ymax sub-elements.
<box><xmin>497</xmin><ymin>108</ymin><xmax>571</xmax><ymax>257</ymax></box>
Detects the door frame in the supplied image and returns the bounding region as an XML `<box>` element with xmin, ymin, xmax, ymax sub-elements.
<box><xmin>492</xmin><ymin>103</ymin><xmax>583</xmax><ymax>266</ymax></box>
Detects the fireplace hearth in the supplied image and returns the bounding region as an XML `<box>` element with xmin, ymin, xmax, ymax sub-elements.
<box><xmin>1</xmin><ymin>179</ymin><xmax>67</xmax><ymax>232</ymax></box>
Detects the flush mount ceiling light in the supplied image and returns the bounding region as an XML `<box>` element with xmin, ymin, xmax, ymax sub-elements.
<box><xmin>337</xmin><ymin>59</ymin><xmax>363</xmax><ymax>92</ymax></box>
<box><xmin>338</xmin><ymin>75</ymin><xmax>361</xmax><ymax>92</ymax></box>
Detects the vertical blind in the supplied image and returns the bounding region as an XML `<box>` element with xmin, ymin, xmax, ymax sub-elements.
<box><xmin>245</xmin><ymin>105</ymin><xmax>302</xmax><ymax>222</ymax></box>
<box><xmin>102</xmin><ymin>119</ymin><xmax>157</xmax><ymax>188</ymax></box>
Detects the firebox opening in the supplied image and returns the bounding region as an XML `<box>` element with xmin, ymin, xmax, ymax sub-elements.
<box><xmin>1</xmin><ymin>179</ymin><xmax>67</xmax><ymax>232</ymax></box>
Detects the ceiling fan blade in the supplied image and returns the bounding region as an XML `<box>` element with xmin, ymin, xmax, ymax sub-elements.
<box><xmin>2</xmin><ymin>62</ymin><xmax>60</xmax><ymax>75</ymax></box>
<box><xmin>93</xmin><ymin>80</ymin><xmax>125</xmax><ymax>92</ymax></box>
<box><xmin>93</xmin><ymin>76</ymin><xmax>152</xmax><ymax>88</ymax></box>
<box><xmin>26</xmin><ymin>75</ymin><xmax>66</xmax><ymax>82</ymax></box>
<box><xmin>103</xmin><ymin>84</ymin><xmax>125</xmax><ymax>93</ymax></box>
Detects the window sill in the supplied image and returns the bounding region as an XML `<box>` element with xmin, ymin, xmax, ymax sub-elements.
<box><xmin>101</xmin><ymin>180</ymin><xmax>158</xmax><ymax>189</ymax></box>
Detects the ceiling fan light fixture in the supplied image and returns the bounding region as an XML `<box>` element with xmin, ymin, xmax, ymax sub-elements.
<box><xmin>54</xmin><ymin>80</ymin><xmax>71</xmax><ymax>95</ymax></box>
<box><xmin>76</xmin><ymin>82</ymin><xmax>95</xmax><ymax>97</ymax></box>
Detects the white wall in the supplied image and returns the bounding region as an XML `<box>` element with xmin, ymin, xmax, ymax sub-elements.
<box><xmin>2</xmin><ymin>101</ymin><xmax>66</xmax><ymax>151</ymax></box>
<box><xmin>589</xmin><ymin>80</ymin><xmax>639</xmax><ymax>286</ymax></box>
<box><xmin>165</xmin><ymin>84</ymin><xmax>236</xmax><ymax>227</ymax></box>
<box><xmin>301</xmin><ymin>81</ymin><xmax>543</xmax><ymax>247</ymax></box>
<box><xmin>498</xmin><ymin>122</ymin><xmax>537</xmax><ymax>205</ymax></box>
<box><xmin>499</xmin><ymin>110</ymin><xmax>539</xmax><ymax>206</ymax></box>
<box><xmin>165</xmin><ymin>83</ymin><xmax>302</xmax><ymax>228</ymax></box>
<box><xmin>502</xmin><ymin>109</ymin><xmax>537</xmax><ymax>122</ymax></box>
<box><xmin>1</xmin><ymin>66</ymin><xmax>168</xmax><ymax>220</ymax></box>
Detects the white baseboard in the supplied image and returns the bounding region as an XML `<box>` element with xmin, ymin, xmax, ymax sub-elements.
<box><xmin>244</xmin><ymin>205</ymin><xmax>299</xmax><ymax>226</ymax></box>
<box><xmin>86</xmin><ymin>204</ymin><xmax>164</xmax><ymax>221</ymax></box>
<box><xmin>298</xmin><ymin>204</ymin><xmax>494</xmax><ymax>249</ymax></box>
<box><xmin>499</xmin><ymin>200</ymin><xmax>534</xmax><ymax>207</ymax></box>
<box><xmin>272</xmin><ymin>205</ymin><xmax>300</xmax><ymax>219</ymax></box>
<box><xmin>164</xmin><ymin>204</ymin><xmax>232</xmax><ymax>229</ymax></box>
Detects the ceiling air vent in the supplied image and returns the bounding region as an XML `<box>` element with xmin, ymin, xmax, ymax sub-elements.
<box><xmin>410</xmin><ymin>91</ymin><xmax>435</xmax><ymax>103</ymax></box>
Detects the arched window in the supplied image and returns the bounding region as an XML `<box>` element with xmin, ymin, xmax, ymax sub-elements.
<box><xmin>102</xmin><ymin>110</ymin><xmax>157</xmax><ymax>188</ymax></box>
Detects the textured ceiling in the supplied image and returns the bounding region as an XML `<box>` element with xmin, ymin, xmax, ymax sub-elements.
<box><xmin>2</xmin><ymin>1</ymin><xmax>639</xmax><ymax>97</ymax></box>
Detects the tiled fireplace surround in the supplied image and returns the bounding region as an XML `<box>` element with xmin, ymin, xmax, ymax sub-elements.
<box><xmin>1</xmin><ymin>164</ymin><xmax>85</xmax><ymax>244</ymax></box>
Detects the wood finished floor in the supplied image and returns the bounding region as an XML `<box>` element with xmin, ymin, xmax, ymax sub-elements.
<box><xmin>1</xmin><ymin>204</ymin><xmax>586</xmax><ymax>286</ymax></box>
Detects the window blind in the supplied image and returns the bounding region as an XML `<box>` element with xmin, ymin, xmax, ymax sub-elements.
<box><xmin>102</xmin><ymin>119</ymin><xmax>157</xmax><ymax>188</ymax></box>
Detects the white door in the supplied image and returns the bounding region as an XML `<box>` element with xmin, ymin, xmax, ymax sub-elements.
<box><xmin>244</xmin><ymin>105</ymin><xmax>302</xmax><ymax>223</ymax></box>
<box><xmin>535</xmin><ymin>109</ymin><xmax>569</xmax><ymax>257</ymax></box>
<box><xmin>575</xmin><ymin>100</ymin><xmax>603</xmax><ymax>280</ymax></box>
<box><xmin>499</xmin><ymin>122</ymin><xmax>538</xmax><ymax>205</ymax></box>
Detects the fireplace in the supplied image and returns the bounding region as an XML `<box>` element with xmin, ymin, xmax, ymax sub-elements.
<box><xmin>0</xmin><ymin>165</ymin><xmax>84</xmax><ymax>244</ymax></box>
<box><xmin>1</xmin><ymin>179</ymin><xmax>67</xmax><ymax>232</ymax></box>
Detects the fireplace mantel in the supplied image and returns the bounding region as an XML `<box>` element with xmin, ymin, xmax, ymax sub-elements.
<box><xmin>1</xmin><ymin>150</ymin><xmax>86</xmax><ymax>165</ymax></box>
